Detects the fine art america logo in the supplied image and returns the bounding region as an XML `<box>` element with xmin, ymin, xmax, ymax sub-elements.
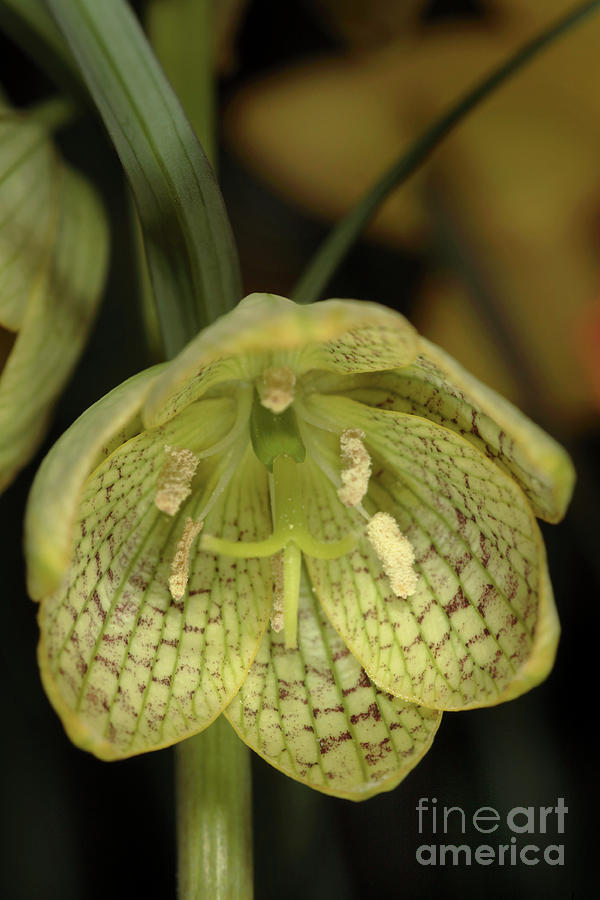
<box><xmin>415</xmin><ymin>797</ymin><xmax>567</xmax><ymax>867</ymax></box>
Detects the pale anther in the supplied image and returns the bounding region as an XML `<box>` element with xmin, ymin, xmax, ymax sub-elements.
<box><xmin>337</xmin><ymin>428</ymin><xmax>371</xmax><ymax>508</ymax></box>
<box><xmin>169</xmin><ymin>517</ymin><xmax>203</xmax><ymax>601</ymax></box>
<box><xmin>258</xmin><ymin>366</ymin><xmax>296</xmax><ymax>413</ymax></box>
<box><xmin>155</xmin><ymin>445</ymin><xmax>199</xmax><ymax>515</ymax></box>
<box><xmin>270</xmin><ymin>551</ymin><xmax>285</xmax><ymax>632</ymax></box>
<box><xmin>366</xmin><ymin>511</ymin><xmax>418</xmax><ymax>598</ymax></box>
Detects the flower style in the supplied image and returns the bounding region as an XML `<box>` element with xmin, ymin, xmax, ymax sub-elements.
<box><xmin>25</xmin><ymin>293</ymin><xmax>574</xmax><ymax>800</ymax></box>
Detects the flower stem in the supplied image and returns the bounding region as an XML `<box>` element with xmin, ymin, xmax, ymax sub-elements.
<box><xmin>292</xmin><ymin>0</ymin><xmax>600</xmax><ymax>303</ymax></box>
<box><xmin>176</xmin><ymin>717</ymin><xmax>254</xmax><ymax>900</ymax></box>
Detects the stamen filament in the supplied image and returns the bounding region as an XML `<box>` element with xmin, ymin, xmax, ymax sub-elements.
<box><xmin>296</xmin><ymin>413</ymin><xmax>370</xmax><ymax>521</ymax></box>
<box><xmin>196</xmin><ymin>386</ymin><xmax>253</xmax><ymax>460</ymax></box>
<box><xmin>196</xmin><ymin>438</ymin><xmax>250</xmax><ymax>523</ymax></box>
<box><xmin>200</xmin><ymin>516</ymin><xmax>356</xmax><ymax>559</ymax></box>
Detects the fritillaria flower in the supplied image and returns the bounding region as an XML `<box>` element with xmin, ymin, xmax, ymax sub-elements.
<box><xmin>26</xmin><ymin>293</ymin><xmax>573</xmax><ymax>799</ymax></box>
<box><xmin>0</xmin><ymin>97</ymin><xmax>108</xmax><ymax>492</ymax></box>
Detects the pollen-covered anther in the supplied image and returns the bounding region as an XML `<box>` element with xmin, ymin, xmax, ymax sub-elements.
<box><xmin>337</xmin><ymin>428</ymin><xmax>372</xmax><ymax>508</ymax></box>
<box><xmin>155</xmin><ymin>445</ymin><xmax>199</xmax><ymax>515</ymax></box>
<box><xmin>366</xmin><ymin>511</ymin><xmax>418</xmax><ymax>599</ymax></box>
<box><xmin>270</xmin><ymin>551</ymin><xmax>285</xmax><ymax>633</ymax></box>
<box><xmin>258</xmin><ymin>365</ymin><xmax>296</xmax><ymax>413</ymax></box>
<box><xmin>169</xmin><ymin>517</ymin><xmax>203</xmax><ymax>601</ymax></box>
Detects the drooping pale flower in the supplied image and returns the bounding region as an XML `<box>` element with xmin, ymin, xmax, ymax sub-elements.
<box><xmin>0</xmin><ymin>98</ymin><xmax>109</xmax><ymax>491</ymax></box>
<box><xmin>25</xmin><ymin>293</ymin><xmax>574</xmax><ymax>800</ymax></box>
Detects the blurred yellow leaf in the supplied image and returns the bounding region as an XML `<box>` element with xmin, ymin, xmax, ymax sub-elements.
<box><xmin>225</xmin><ymin>3</ymin><xmax>600</xmax><ymax>427</ymax></box>
<box><xmin>413</xmin><ymin>273</ymin><xmax>523</xmax><ymax>407</ymax></box>
<box><xmin>305</xmin><ymin>0</ymin><xmax>424</xmax><ymax>45</ymax></box>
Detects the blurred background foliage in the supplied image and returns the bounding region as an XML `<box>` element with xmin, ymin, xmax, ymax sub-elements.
<box><xmin>0</xmin><ymin>1</ymin><xmax>597</xmax><ymax>898</ymax></box>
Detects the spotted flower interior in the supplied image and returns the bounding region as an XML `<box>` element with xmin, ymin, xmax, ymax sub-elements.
<box><xmin>25</xmin><ymin>293</ymin><xmax>574</xmax><ymax>799</ymax></box>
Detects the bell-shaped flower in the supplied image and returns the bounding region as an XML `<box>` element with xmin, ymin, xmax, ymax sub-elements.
<box><xmin>25</xmin><ymin>293</ymin><xmax>574</xmax><ymax>799</ymax></box>
<box><xmin>0</xmin><ymin>98</ymin><xmax>109</xmax><ymax>491</ymax></box>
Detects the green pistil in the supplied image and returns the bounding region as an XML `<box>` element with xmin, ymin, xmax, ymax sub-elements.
<box><xmin>201</xmin><ymin>454</ymin><xmax>357</xmax><ymax>648</ymax></box>
<box><xmin>249</xmin><ymin>390</ymin><xmax>305</xmax><ymax>471</ymax></box>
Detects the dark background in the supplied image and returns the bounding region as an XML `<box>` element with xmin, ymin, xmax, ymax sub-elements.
<box><xmin>0</xmin><ymin>1</ymin><xmax>596</xmax><ymax>898</ymax></box>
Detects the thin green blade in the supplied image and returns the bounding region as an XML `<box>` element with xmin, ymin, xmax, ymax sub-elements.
<box><xmin>46</xmin><ymin>0</ymin><xmax>242</xmax><ymax>356</ymax></box>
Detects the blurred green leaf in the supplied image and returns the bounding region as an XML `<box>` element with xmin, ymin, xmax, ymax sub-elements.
<box><xmin>47</xmin><ymin>0</ymin><xmax>242</xmax><ymax>356</ymax></box>
<box><xmin>146</xmin><ymin>0</ymin><xmax>251</xmax><ymax>162</ymax></box>
<box><xmin>146</xmin><ymin>0</ymin><xmax>215</xmax><ymax>163</ymax></box>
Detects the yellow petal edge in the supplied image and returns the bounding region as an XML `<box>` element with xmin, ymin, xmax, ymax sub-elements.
<box><xmin>25</xmin><ymin>365</ymin><xmax>165</xmax><ymax>600</ymax></box>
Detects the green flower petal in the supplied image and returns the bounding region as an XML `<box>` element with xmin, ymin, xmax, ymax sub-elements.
<box><xmin>0</xmin><ymin>105</ymin><xmax>110</xmax><ymax>492</ymax></box>
<box><xmin>25</xmin><ymin>365</ymin><xmax>166</xmax><ymax>600</ymax></box>
<box><xmin>143</xmin><ymin>293</ymin><xmax>417</xmax><ymax>426</ymax></box>
<box><xmin>225</xmin><ymin>568</ymin><xmax>441</xmax><ymax>800</ymax></box>
<box><xmin>416</xmin><ymin>338</ymin><xmax>575</xmax><ymax>522</ymax></box>
<box><xmin>37</xmin><ymin>409</ymin><xmax>273</xmax><ymax>760</ymax></box>
<box><xmin>303</xmin><ymin>394</ymin><xmax>559</xmax><ymax>711</ymax></box>
<box><xmin>314</xmin><ymin>337</ymin><xmax>574</xmax><ymax>523</ymax></box>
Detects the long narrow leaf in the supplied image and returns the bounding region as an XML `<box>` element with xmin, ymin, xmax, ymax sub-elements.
<box><xmin>146</xmin><ymin>0</ymin><xmax>215</xmax><ymax>165</ymax></box>
<box><xmin>46</xmin><ymin>0</ymin><xmax>242</xmax><ymax>356</ymax></box>
<box><xmin>292</xmin><ymin>0</ymin><xmax>600</xmax><ymax>303</ymax></box>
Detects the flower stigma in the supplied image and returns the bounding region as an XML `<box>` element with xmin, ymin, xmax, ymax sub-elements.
<box><xmin>201</xmin><ymin>451</ymin><xmax>357</xmax><ymax>648</ymax></box>
<box><xmin>198</xmin><ymin>380</ymin><xmax>357</xmax><ymax>648</ymax></box>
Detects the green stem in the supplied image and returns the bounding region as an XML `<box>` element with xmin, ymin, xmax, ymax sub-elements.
<box><xmin>291</xmin><ymin>0</ymin><xmax>600</xmax><ymax>303</ymax></box>
<box><xmin>176</xmin><ymin>717</ymin><xmax>253</xmax><ymax>900</ymax></box>
<box><xmin>25</xmin><ymin>94</ymin><xmax>77</xmax><ymax>133</ymax></box>
<box><xmin>141</xmin><ymin>2</ymin><xmax>254</xmax><ymax>894</ymax></box>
